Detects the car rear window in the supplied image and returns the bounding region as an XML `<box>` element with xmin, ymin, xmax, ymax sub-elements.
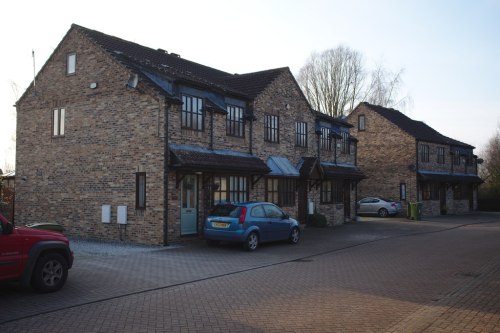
<box><xmin>209</xmin><ymin>204</ymin><xmax>243</xmax><ymax>217</ymax></box>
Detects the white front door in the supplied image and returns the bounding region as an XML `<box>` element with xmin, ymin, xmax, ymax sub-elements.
<box><xmin>181</xmin><ymin>175</ymin><xmax>197</xmax><ymax>235</ymax></box>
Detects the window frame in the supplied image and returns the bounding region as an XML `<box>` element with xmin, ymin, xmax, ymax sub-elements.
<box><xmin>52</xmin><ymin>108</ymin><xmax>65</xmax><ymax>137</ymax></box>
<box><xmin>420</xmin><ymin>144</ymin><xmax>430</xmax><ymax>162</ymax></box>
<box><xmin>358</xmin><ymin>115</ymin><xmax>366</xmax><ymax>131</ymax></box>
<box><xmin>422</xmin><ymin>183</ymin><xmax>439</xmax><ymax>200</ymax></box>
<box><xmin>437</xmin><ymin>147</ymin><xmax>445</xmax><ymax>164</ymax></box>
<box><xmin>320</xmin><ymin>179</ymin><xmax>343</xmax><ymax>204</ymax></box>
<box><xmin>265</xmin><ymin>178</ymin><xmax>296</xmax><ymax>207</ymax></box>
<box><xmin>181</xmin><ymin>94</ymin><xmax>204</xmax><ymax>131</ymax></box>
<box><xmin>453</xmin><ymin>149</ymin><xmax>461</xmax><ymax>166</ymax></box>
<box><xmin>226</xmin><ymin>105</ymin><xmax>245</xmax><ymax>137</ymax></box>
<box><xmin>135</xmin><ymin>172</ymin><xmax>146</xmax><ymax>210</ymax></box>
<box><xmin>400</xmin><ymin>183</ymin><xmax>406</xmax><ymax>201</ymax></box>
<box><xmin>264</xmin><ymin>114</ymin><xmax>279</xmax><ymax>143</ymax></box>
<box><xmin>320</xmin><ymin>127</ymin><xmax>331</xmax><ymax>151</ymax></box>
<box><xmin>67</xmin><ymin>53</ymin><xmax>76</xmax><ymax>75</ymax></box>
<box><xmin>341</xmin><ymin>132</ymin><xmax>350</xmax><ymax>154</ymax></box>
<box><xmin>295</xmin><ymin>121</ymin><xmax>307</xmax><ymax>147</ymax></box>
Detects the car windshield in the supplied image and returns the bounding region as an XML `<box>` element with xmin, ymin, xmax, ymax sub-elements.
<box><xmin>209</xmin><ymin>204</ymin><xmax>243</xmax><ymax>218</ymax></box>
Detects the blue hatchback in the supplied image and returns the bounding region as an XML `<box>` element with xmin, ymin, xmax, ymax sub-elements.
<box><xmin>204</xmin><ymin>202</ymin><xmax>301</xmax><ymax>251</ymax></box>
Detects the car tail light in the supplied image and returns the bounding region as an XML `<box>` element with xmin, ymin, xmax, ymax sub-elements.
<box><xmin>239</xmin><ymin>207</ymin><xmax>247</xmax><ymax>224</ymax></box>
<box><xmin>391</xmin><ymin>203</ymin><xmax>396</xmax><ymax>207</ymax></box>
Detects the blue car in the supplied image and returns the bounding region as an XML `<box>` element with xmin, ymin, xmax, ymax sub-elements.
<box><xmin>204</xmin><ymin>202</ymin><xmax>301</xmax><ymax>251</ymax></box>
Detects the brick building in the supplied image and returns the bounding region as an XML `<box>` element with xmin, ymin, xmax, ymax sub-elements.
<box><xmin>15</xmin><ymin>24</ymin><xmax>364</xmax><ymax>245</ymax></box>
<box><xmin>348</xmin><ymin>102</ymin><xmax>482</xmax><ymax>216</ymax></box>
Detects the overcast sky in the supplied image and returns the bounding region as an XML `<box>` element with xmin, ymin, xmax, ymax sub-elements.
<box><xmin>1</xmin><ymin>0</ymin><xmax>499</xmax><ymax>171</ymax></box>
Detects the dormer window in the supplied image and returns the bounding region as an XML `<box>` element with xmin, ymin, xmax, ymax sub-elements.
<box><xmin>67</xmin><ymin>53</ymin><xmax>76</xmax><ymax>75</ymax></box>
<box><xmin>227</xmin><ymin>105</ymin><xmax>244</xmax><ymax>137</ymax></box>
<box><xmin>181</xmin><ymin>94</ymin><xmax>204</xmax><ymax>131</ymax></box>
<box><xmin>320</xmin><ymin>127</ymin><xmax>331</xmax><ymax>151</ymax></box>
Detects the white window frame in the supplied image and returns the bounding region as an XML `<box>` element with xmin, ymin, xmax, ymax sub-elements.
<box><xmin>52</xmin><ymin>108</ymin><xmax>65</xmax><ymax>137</ymax></box>
<box><xmin>67</xmin><ymin>53</ymin><xmax>76</xmax><ymax>75</ymax></box>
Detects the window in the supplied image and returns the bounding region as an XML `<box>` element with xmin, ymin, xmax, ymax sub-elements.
<box><xmin>453</xmin><ymin>184</ymin><xmax>463</xmax><ymax>200</ymax></box>
<box><xmin>266</xmin><ymin>178</ymin><xmax>295</xmax><ymax>207</ymax></box>
<box><xmin>341</xmin><ymin>132</ymin><xmax>350</xmax><ymax>154</ymax></box>
<box><xmin>229</xmin><ymin>176</ymin><xmax>247</xmax><ymax>203</ymax></box>
<box><xmin>181</xmin><ymin>95</ymin><xmax>204</xmax><ymax>131</ymax></box>
<box><xmin>320</xmin><ymin>180</ymin><xmax>343</xmax><ymax>204</ymax></box>
<box><xmin>264</xmin><ymin>114</ymin><xmax>279</xmax><ymax>143</ymax></box>
<box><xmin>251</xmin><ymin>205</ymin><xmax>266</xmax><ymax>218</ymax></box>
<box><xmin>67</xmin><ymin>53</ymin><xmax>76</xmax><ymax>75</ymax></box>
<box><xmin>52</xmin><ymin>108</ymin><xmax>65</xmax><ymax>136</ymax></box>
<box><xmin>320</xmin><ymin>127</ymin><xmax>331</xmax><ymax>150</ymax></box>
<box><xmin>400</xmin><ymin>183</ymin><xmax>406</xmax><ymax>201</ymax></box>
<box><xmin>295</xmin><ymin>122</ymin><xmax>307</xmax><ymax>147</ymax></box>
<box><xmin>465</xmin><ymin>153</ymin><xmax>474</xmax><ymax>166</ymax></box>
<box><xmin>213</xmin><ymin>176</ymin><xmax>228</xmax><ymax>204</ymax></box>
<box><xmin>420</xmin><ymin>144</ymin><xmax>429</xmax><ymax>162</ymax></box>
<box><xmin>437</xmin><ymin>147</ymin><xmax>445</xmax><ymax>164</ymax></box>
<box><xmin>135</xmin><ymin>172</ymin><xmax>146</xmax><ymax>210</ymax></box>
<box><xmin>358</xmin><ymin>115</ymin><xmax>365</xmax><ymax>131</ymax></box>
<box><xmin>422</xmin><ymin>183</ymin><xmax>438</xmax><ymax>200</ymax></box>
<box><xmin>453</xmin><ymin>149</ymin><xmax>461</xmax><ymax>165</ymax></box>
<box><xmin>227</xmin><ymin>105</ymin><xmax>244</xmax><ymax>137</ymax></box>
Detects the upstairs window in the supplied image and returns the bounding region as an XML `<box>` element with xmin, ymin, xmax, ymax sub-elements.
<box><xmin>295</xmin><ymin>122</ymin><xmax>307</xmax><ymax>147</ymax></box>
<box><xmin>358</xmin><ymin>115</ymin><xmax>365</xmax><ymax>131</ymax></box>
<box><xmin>420</xmin><ymin>144</ymin><xmax>430</xmax><ymax>162</ymax></box>
<box><xmin>320</xmin><ymin>127</ymin><xmax>331</xmax><ymax>150</ymax></box>
<box><xmin>437</xmin><ymin>147</ymin><xmax>445</xmax><ymax>164</ymax></box>
<box><xmin>67</xmin><ymin>53</ymin><xmax>76</xmax><ymax>75</ymax></box>
<box><xmin>52</xmin><ymin>108</ymin><xmax>65</xmax><ymax>137</ymax></box>
<box><xmin>227</xmin><ymin>105</ymin><xmax>244</xmax><ymax>137</ymax></box>
<box><xmin>341</xmin><ymin>132</ymin><xmax>350</xmax><ymax>154</ymax></box>
<box><xmin>135</xmin><ymin>172</ymin><xmax>146</xmax><ymax>210</ymax></box>
<box><xmin>264</xmin><ymin>114</ymin><xmax>279</xmax><ymax>143</ymax></box>
<box><xmin>181</xmin><ymin>95</ymin><xmax>204</xmax><ymax>131</ymax></box>
<box><xmin>453</xmin><ymin>149</ymin><xmax>461</xmax><ymax>165</ymax></box>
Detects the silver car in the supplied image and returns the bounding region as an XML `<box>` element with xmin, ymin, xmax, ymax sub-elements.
<box><xmin>357</xmin><ymin>197</ymin><xmax>402</xmax><ymax>217</ymax></box>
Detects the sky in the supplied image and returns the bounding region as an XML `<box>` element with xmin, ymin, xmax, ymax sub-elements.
<box><xmin>1</xmin><ymin>0</ymin><xmax>499</xmax><ymax>171</ymax></box>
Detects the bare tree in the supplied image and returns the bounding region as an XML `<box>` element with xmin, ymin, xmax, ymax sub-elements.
<box><xmin>297</xmin><ymin>46</ymin><xmax>410</xmax><ymax>117</ymax></box>
<box><xmin>480</xmin><ymin>123</ymin><xmax>500</xmax><ymax>191</ymax></box>
<box><xmin>298</xmin><ymin>46</ymin><xmax>365</xmax><ymax>118</ymax></box>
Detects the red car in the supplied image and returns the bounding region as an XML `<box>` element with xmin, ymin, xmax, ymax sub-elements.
<box><xmin>0</xmin><ymin>213</ymin><xmax>73</xmax><ymax>292</ymax></box>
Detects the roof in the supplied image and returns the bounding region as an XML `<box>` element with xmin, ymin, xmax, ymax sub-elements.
<box><xmin>169</xmin><ymin>144</ymin><xmax>270</xmax><ymax>175</ymax></box>
<box><xmin>73</xmin><ymin>24</ymin><xmax>288</xmax><ymax>100</ymax></box>
<box><xmin>266</xmin><ymin>156</ymin><xmax>300</xmax><ymax>177</ymax></box>
<box><xmin>297</xmin><ymin>157</ymin><xmax>323</xmax><ymax>179</ymax></box>
<box><xmin>358</xmin><ymin>102</ymin><xmax>473</xmax><ymax>148</ymax></box>
<box><xmin>314</xmin><ymin>111</ymin><xmax>353</xmax><ymax>128</ymax></box>
<box><xmin>417</xmin><ymin>171</ymin><xmax>483</xmax><ymax>184</ymax></box>
<box><xmin>321</xmin><ymin>162</ymin><xmax>366</xmax><ymax>180</ymax></box>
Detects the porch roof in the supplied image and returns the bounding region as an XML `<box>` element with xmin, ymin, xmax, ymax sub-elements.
<box><xmin>417</xmin><ymin>171</ymin><xmax>483</xmax><ymax>184</ymax></box>
<box><xmin>266</xmin><ymin>156</ymin><xmax>300</xmax><ymax>178</ymax></box>
<box><xmin>321</xmin><ymin>162</ymin><xmax>366</xmax><ymax>180</ymax></box>
<box><xmin>169</xmin><ymin>144</ymin><xmax>270</xmax><ymax>175</ymax></box>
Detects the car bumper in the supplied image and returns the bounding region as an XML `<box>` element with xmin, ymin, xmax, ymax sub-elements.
<box><xmin>203</xmin><ymin>228</ymin><xmax>247</xmax><ymax>242</ymax></box>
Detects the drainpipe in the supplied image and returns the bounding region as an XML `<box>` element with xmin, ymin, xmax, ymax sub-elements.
<box><xmin>415</xmin><ymin>140</ymin><xmax>419</xmax><ymax>202</ymax></box>
<box><xmin>333</xmin><ymin>135</ymin><xmax>337</xmax><ymax>164</ymax></box>
<box><xmin>209</xmin><ymin>106</ymin><xmax>214</xmax><ymax>150</ymax></box>
<box><xmin>163</xmin><ymin>101</ymin><xmax>171</xmax><ymax>246</ymax></box>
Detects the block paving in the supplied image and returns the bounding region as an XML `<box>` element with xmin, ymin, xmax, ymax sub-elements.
<box><xmin>0</xmin><ymin>213</ymin><xmax>499</xmax><ymax>332</ymax></box>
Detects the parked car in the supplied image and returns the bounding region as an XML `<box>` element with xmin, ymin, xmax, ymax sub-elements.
<box><xmin>357</xmin><ymin>197</ymin><xmax>402</xmax><ymax>217</ymax></box>
<box><xmin>0</xmin><ymin>213</ymin><xmax>73</xmax><ymax>292</ymax></box>
<box><xmin>204</xmin><ymin>202</ymin><xmax>301</xmax><ymax>251</ymax></box>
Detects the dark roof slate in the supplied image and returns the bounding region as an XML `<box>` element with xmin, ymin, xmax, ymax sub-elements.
<box><xmin>73</xmin><ymin>24</ymin><xmax>287</xmax><ymax>100</ymax></box>
<box><xmin>359</xmin><ymin>102</ymin><xmax>473</xmax><ymax>148</ymax></box>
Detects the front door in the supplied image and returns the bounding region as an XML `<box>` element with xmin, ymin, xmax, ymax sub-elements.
<box><xmin>439</xmin><ymin>184</ymin><xmax>447</xmax><ymax>215</ymax></box>
<box><xmin>181</xmin><ymin>175</ymin><xmax>198</xmax><ymax>235</ymax></box>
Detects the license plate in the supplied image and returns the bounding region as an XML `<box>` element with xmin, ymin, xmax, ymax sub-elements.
<box><xmin>212</xmin><ymin>222</ymin><xmax>229</xmax><ymax>229</ymax></box>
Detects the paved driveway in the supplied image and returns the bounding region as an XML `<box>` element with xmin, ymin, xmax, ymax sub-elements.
<box><xmin>1</xmin><ymin>213</ymin><xmax>499</xmax><ymax>332</ymax></box>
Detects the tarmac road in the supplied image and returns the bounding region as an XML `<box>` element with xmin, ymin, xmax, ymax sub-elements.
<box><xmin>1</xmin><ymin>212</ymin><xmax>499</xmax><ymax>332</ymax></box>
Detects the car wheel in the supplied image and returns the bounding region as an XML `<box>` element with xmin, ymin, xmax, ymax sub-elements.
<box><xmin>31</xmin><ymin>252</ymin><xmax>68</xmax><ymax>293</ymax></box>
<box><xmin>244</xmin><ymin>232</ymin><xmax>259</xmax><ymax>251</ymax></box>
<box><xmin>378</xmin><ymin>208</ymin><xmax>389</xmax><ymax>217</ymax></box>
<box><xmin>289</xmin><ymin>227</ymin><xmax>300</xmax><ymax>244</ymax></box>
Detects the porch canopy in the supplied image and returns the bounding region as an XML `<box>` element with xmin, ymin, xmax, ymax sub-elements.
<box><xmin>321</xmin><ymin>162</ymin><xmax>366</xmax><ymax>180</ymax></box>
<box><xmin>417</xmin><ymin>171</ymin><xmax>483</xmax><ymax>184</ymax></box>
<box><xmin>169</xmin><ymin>144</ymin><xmax>270</xmax><ymax>175</ymax></box>
<box><xmin>266</xmin><ymin>156</ymin><xmax>300</xmax><ymax>178</ymax></box>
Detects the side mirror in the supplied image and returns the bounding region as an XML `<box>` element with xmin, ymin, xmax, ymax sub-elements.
<box><xmin>282</xmin><ymin>214</ymin><xmax>289</xmax><ymax>220</ymax></box>
<box><xmin>2</xmin><ymin>222</ymin><xmax>13</xmax><ymax>235</ymax></box>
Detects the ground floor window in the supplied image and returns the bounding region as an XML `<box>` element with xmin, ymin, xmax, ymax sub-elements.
<box><xmin>320</xmin><ymin>179</ymin><xmax>343</xmax><ymax>204</ymax></box>
<box><xmin>400</xmin><ymin>183</ymin><xmax>406</xmax><ymax>201</ymax></box>
<box><xmin>453</xmin><ymin>183</ymin><xmax>464</xmax><ymax>200</ymax></box>
<box><xmin>266</xmin><ymin>178</ymin><xmax>295</xmax><ymax>207</ymax></box>
<box><xmin>212</xmin><ymin>175</ymin><xmax>248</xmax><ymax>203</ymax></box>
<box><xmin>422</xmin><ymin>183</ymin><xmax>439</xmax><ymax>200</ymax></box>
<box><xmin>135</xmin><ymin>172</ymin><xmax>146</xmax><ymax>210</ymax></box>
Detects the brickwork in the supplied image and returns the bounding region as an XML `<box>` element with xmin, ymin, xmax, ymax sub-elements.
<box><xmin>348</xmin><ymin>103</ymin><xmax>479</xmax><ymax>217</ymax></box>
<box><xmin>15</xmin><ymin>26</ymin><xmax>362</xmax><ymax>245</ymax></box>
